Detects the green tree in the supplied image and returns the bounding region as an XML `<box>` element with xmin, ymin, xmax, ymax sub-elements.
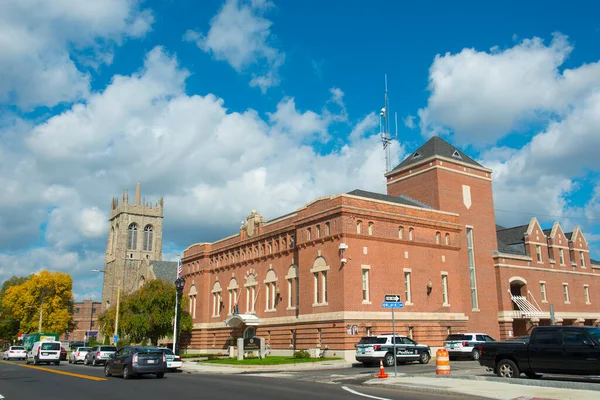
<box><xmin>97</xmin><ymin>279</ymin><xmax>193</xmax><ymax>346</ymax></box>
<box><xmin>0</xmin><ymin>275</ymin><xmax>33</xmax><ymax>341</ymax></box>
<box><xmin>1</xmin><ymin>271</ymin><xmax>76</xmax><ymax>334</ymax></box>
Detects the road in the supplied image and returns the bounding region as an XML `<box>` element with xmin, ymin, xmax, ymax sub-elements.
<box><xmin>0</xmin><ymin>359</ymin><xmax>482</xmax><ymax>400</ymax></box>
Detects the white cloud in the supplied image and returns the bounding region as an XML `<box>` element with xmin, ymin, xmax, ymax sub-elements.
<box><xmin>0</xmin><ymin>0</ymin><xmax>153</xmax><ymax>109</ymax></box>
<box><xmin>184</xmin><ymin>0</ymin><xmax>284</xmax><ymax>92</ymax></box>
<box><xmin>418</xmin><ymin>33</ymin><xmax>600</xmax><ymax>145</ymax></box>
<box><xmin>403</xmin><ymin>115</ymin><xmax>415</xmax><ymax>129</ymax></box>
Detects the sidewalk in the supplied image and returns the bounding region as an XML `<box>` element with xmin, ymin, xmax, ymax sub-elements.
<box><xmin>363</xmin><ymin>375</ymin><xmax>600</xmax><ymax>400</ymax></box>
<box><xmin>180</xmin><ymin>359</ymin><xmax>353</xmax><ymax>374</ymax></box>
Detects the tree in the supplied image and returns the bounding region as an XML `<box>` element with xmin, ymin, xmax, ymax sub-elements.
<box><xmin>97</xmin><ymin>279</ymin><xmax>193</xmax><ymax>346</ymax></box>
<box><xmin>1</xmin><ymin>271</ymin><xmax>76</xmax><ymax>334</ymax></box>
<box><xmin>0</xmin><ymin>275</ymin><xmax>33</xmax><ymax>341</ymax></box>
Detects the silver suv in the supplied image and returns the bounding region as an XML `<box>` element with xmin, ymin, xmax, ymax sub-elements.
<box><xmin>443</xmin><ymin>333</ymin><xmax>495</xmax><ymax>360</ymax></box>
<box><xmin>355</xmin><ymin>334</ymin><xmax>431</xmax><ymax>366</ymax></box>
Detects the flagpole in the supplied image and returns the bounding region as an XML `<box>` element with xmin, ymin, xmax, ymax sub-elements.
<box><xmin>173</xmin><ymin>255</ymin><xmax>181</xmax><ymax>353</ymax></box>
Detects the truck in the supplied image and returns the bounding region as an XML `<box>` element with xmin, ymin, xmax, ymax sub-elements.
<box><xmin>21</xmin><ymin>333</ymin><xmax>60</xmax><ymax>352</ymax></box>
<box><xmin>478</xmin><ymin>325</ymin><xmax>600</xmax><ymax>378</ymax></box>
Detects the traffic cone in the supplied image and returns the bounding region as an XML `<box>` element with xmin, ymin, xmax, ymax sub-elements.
<box><xmin>377</xmin><ymin>360</ymin><xmax>388</xmax><ymax>379</ymax></box>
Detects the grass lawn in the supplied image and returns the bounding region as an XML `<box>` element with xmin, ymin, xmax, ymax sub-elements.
<box><xmin>199</xmin><ymin>356</ymin><xmax>342</xmax><ymax>365</ymax></box>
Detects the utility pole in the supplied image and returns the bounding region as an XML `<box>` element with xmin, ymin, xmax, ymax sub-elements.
<box><xmin>38</xmin><ymin>293</ymin><xmax>44</xmax><ymax>333</ymax></box>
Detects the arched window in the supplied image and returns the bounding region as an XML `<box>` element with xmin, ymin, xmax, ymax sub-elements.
<box><xmin>138</xmin><ymin>275</ymin><xmax>146</xmax><ymax>289</ymax></box>
<box><xmin>436</xmin><ymin>232</ymin><xmax>441</xmax><ymax>244</ymax></box>
<box><xmin>286</xmin><ymin>264</ymin><xmax>299</xmax><ymax>308</ymax></box>
<box><xmin>143</xmin><ymin>225</ymin><xmax>153</xmax><ymax>251</ymax></box>
<box><xmin>356</xmin><ymin>220</ymin><xmax>362</xmax><ymax>234</ymax></box>
<box><xmin>409</xmin><ymin>228</ymin><xmax>414</xmax><ymax>241</ymax></box>
<box><xmin>245</xmin><ymin>273</ymin><xmax>257</xmax><ymax>313</ymax></box>
<box><xmin>227</xmin><ymin>278</ymin><xmax>238</xmax><ymax>315</ymax></box>
<box><xmin>399</xmin><ymin>226</ymin><xmax>404</xmax><ymax>239</ymax></box>
<box><xmin>127</xmin><ymin>223</ymin><xmax>138</xmax><ymax>250</ymax></box>
<box><xmin>110</xmin><ymin>227</ymin><xmax>115</xmax><ymax>255</ymax></box>
<box><xmin>368</xmin><ymin>222</ymin><xmax>374</xmax><ymax>235</ymax></box>
<box><xmin>445</xmin><ymin>233</ymin><xmax>450</xmax><ymax>245</ymax></box>
<box><xmin>212</xmin><ymin>281</ymin><xmax>222</xmax><ymax>317</ymax></box>
<box><xmin>189</xmin><ymin>284</ymin><xmax>198</xmax><ymax>319</ymax></box>
<box><xmin>264</xmin><ymin>269</ymin><xmax>278</xmax><ymax>311</ymax></box>
<box><xmin>311</xmin><ymin>257</ymin><xmax>329</xmax><ymax>305</ymax></box>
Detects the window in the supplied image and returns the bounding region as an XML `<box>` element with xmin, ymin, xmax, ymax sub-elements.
<box><xmin>127</xmin><ymin>223</ymin><xmax>138</xmax><ymax>250</ymax></box>
<box><xmin>75</xmin><ymin>308</ymin><xmax>80</xmax><ymax>313</ymax></box>
<box><xmin>563</xmin><ymin>330</ymin><xmax>589</xmax><ymax>346</ymax></box>
<box><xmin>264</xmin><ymin>270</ymin><xmax>277</xmax><ymax>311</ymax></box>
<box><xmin>268</xmin><ymin>243</ymin><xmax>272</xmax><ymax>254</ymax></box>
<box><xmin>436</xmin><ymin>232</ymin><xmax>441</xmax><ymax>244</ymax></box>
<box><xmin>109</xmin><ymin>227</ymin><xmax>115</xmax><ymax>255</ymax></box>
<box><xmin>409</xmin><ymin>228</ymin><xmax>414</xmax><ymax>240</ymax></box>
<box><xmin>311</xmin><ymin>257</ymin><xmax>329</xmax><ymax>305</ymax></box>
<box><xmin>559</xmin><ymin>249</ymin><xmax>565</xmax><ymax>265</ymax></box>
<box><xmin>307</xmin><ymin>228</ymin><xmax>312</xmax><ymax>241</ymax></box>
<box><xmin>533</xmin><ymin>330</ymin><xmax>560</xmax><ymax>345</ymax></box>
<box><xmin>536</xmin><ymin>245</ymin><xmax>542</xmax><ymax>262</ymax></box>
<box><xmin>362</xmin><ymin>268</ymin><xmax>370</xmax><ymax>302</ymax></box>
<box><xmin>466</xmin><ymin>227</ymin><xmax>479</xmax><ymax>309</ymax></box>
<box><xmin>584</xmin><ymin>285</ymin><xmax>591</xmax><ymax>304</ymax></box>
<box><xmin>142</xmin><ymin>225</ymin><xmax>153</xmax><ymax>251</ymax></box>
<box><xmin>286</xmin><ymin>265</ymin><xmax>298</xmax><ymax>309</ymax></box>
<box><xmin>445</xmin><ymin>233</ymin><xmax>450</xmax><ymax>245</ymax></box>
<box><xmin>563</xmin><ymin>284</ymin><xmax>570</xmax><ymax>303</ymax></box>
<box><xmin>452</xmin><ymin>150</ymin><xmax>462</xmax><ymax>159</ymax></box>
<box><xmin>212</xmin><ymin>281</ymin><xmax>222</xmax><ymax>317</ymax></box>
<box><xmin>356</xmin><ymin>220</ymin><xmax>362</xmax><ymax>234</ymax></box>
<box><xmin>540</xmin><ymin>282</ymin><xmax>547</xmax><ymax>302</ymax></box>
<box><xmin>368</xmin><ymin>222</ymin><xmax>373</xmax><ymax>235</ymax></box>
<box><xmin>580</xmin><ymin>251</ymin><xmax>586</xmax><ymax>267</ymax></box>
<box><xmin>316</xmin><ymin>225</ymin><xmax>321</xmax><ymax>238</ymax></box>
<box><xmin>398</xmin><ymin>226</ymin><xmax>404</xmax><ymax>239</ymax></box>
<box><xmin>227</xmin><ymin>279</ymin><xmax>238</xmax><ymax>315</ymax></box>
<box><xmin>245</xmin><ymin>274</ymin><xmax>257</xmax><ymax>313</ymax></box>
<box><xmin>441</xmin><ymin>274</ymin><xmax>449</xmax><ymax>305</ymax></box>
<box><xmin>404</xmin><ymin>271</ymin><xmax>412</xmax><ymax>304</ymax></box>
<box><xmin>325</xmin><ymin>222</ymin><xmax>330</xmax><ymax>235</ymax></box>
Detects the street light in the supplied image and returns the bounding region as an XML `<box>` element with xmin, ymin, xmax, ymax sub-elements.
<box><xmin>173</xmin><ymin>276</ymin><xmax>185</xmax><ymax>355</ymax></box>
<box><xmin>93</xmin><ymin>268</ymin><xmax>121</xmax><ymax>344</ymax></box>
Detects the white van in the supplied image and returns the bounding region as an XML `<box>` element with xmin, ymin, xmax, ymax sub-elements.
<box><xmin>26</xmin><ymin>339</ymin><xmax>61</xmax><ymax>365</ymax></box>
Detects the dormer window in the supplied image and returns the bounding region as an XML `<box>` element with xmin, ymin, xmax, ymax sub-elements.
<box><xmin>412</xmin><ymin>151</ymin><xmax>421</xmax><ymax>159</ymax></box>
<box><xmin>452</xmin><ymin>150</ymin><xmax>462</xmax><ymax>159</ymax></box>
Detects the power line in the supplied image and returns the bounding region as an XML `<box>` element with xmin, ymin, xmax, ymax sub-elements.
<box><xmin>494</xmin><ymin>208</ymin><xmax>600</xmax><ymax>222</ymax></box>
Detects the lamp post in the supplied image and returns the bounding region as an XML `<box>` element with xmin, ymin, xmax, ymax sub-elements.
<box><xmin>173</xmin><ymin>276</ymin><xmax>185</xmax><ymax>355</ymax></box>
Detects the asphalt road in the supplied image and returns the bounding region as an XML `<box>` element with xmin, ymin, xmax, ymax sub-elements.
<box><xmin>0</xmin><ymin>359</ymin><xmax>481</xmax><ymax>400</ymax></box>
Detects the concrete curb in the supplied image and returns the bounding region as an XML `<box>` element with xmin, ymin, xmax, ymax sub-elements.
<box><xmin>435</xmin><ymin>374</ymin><xmax>600</xmax><ymax>391</ymax></box>
<box><xmin>362</xmin><ymin>381</ymin><xmax>476</xmax><ymax>398</ymax></box>
<box><xmin>180</xmin><ymin>360</ymin><xmax>353</xmax><ymax>374</ymax></box>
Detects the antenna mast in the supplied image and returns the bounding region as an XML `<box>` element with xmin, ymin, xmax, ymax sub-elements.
<box><xmin>380</xmin><ymin>74</ymin><xmax>392</xmax><ymax>172</ymax></box>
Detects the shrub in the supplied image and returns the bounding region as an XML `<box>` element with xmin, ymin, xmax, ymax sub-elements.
<box><xmin>293</xmin><ymin>350</ymin><xmax>311</xmax><ymax>359</ymax></box>
<box><xmin>207</xmin><ymin>354</ymin><xmax>220</xmax><ymax>360</ymax></box>
<box><xmin>103</xmin><ymin>336</ymin><xmax>110</xmax><ymax>345</ymax></box>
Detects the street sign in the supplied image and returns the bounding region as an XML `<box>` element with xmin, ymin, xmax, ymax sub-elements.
<box><xmin>384</xmin><ymin>294</ymin><xmax>401</xmax><ymax>302</ymax></box>
<box><xmin>113</xmin><ymin>334</ymin><xmax>119</xmax><ymax>343</ymax></box>
<box><xmin>382</xmin><ymin>301</ymin><xmax>404</xmax><ymax>308</ymax></box>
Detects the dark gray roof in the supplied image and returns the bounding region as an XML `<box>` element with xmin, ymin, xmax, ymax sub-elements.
<box><xmin>390</xmin><ymin>136</ymin><xmax>483</xmax><ymax>173</ymax></box>
<box><xmin>542</xmin><ymin>228</ymin><xmax>552</xmax><ymax>236</ymax></box>
<box><xmin>496</xmin><ymin>224</ymin><xmax>529</xmax><ymax>256</ymax></box>
<box><xmin>150</xmin><ymin>261</ymin><xmax>178</xmax><ymax>283</ymax></box>
<box><xmin>346</xmin><ymin>189</ymin><xmax>434</xmax><ymax>210</ymax></box>
<box><xmin>565</xmin><ymin>232</ymin><xmax>573</xmax><ymax>240</ymax></box>
<box><xmin>592</xmin><ymin>259</ymin><xmax>600</xmax><ymax>266</ymax></box>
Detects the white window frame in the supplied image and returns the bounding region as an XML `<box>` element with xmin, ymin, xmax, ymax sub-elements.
<box><xmin>368</xmin><ymin>222</ymin><xmax>373</xmax><ymax>235</ymax></box>
<box><xmin>584</xmin><ymin>285</ymin><xmax>591</xmax><ymax>304</ymax></box>
<box><xmin>441</xmin><ymin>272</ymin><xmax>449</xmax><ymax>306</ymax></box>
<box><xmin>356</xmin><ymin>220</ymin><xmax>362</xmax><ymax>234</ymax></box>
<box><xmin>466</xmin><ymin>227</ymin><xmax>479</xmax><ymax>310</ymax></box>
<box><xmin>563</xmin><ymin>283</ymin><xmax>570</xmax><ymax>304</ymax></box>
<box><xmin>311</xmin><ymin>260</ymin><xmax>329</xmax><ymax>307</ymax></box>
<box><xmin>398</xmin><ymin>226</ymin><xmax>404</xmax><ymax>239</ymax></box>
<box><xmin>404</xmin><ymin>269</ymin><xmax>412</xmax><ymax>305</ymax></box>
<box><xmin>436</xmin><ymin>232</ymin><xmax>441</xmax><ymax>244</ymax></box>
<box><xmin>361</xmin><ymin>266</ymin><xmax>370</xmax><ymax>303</ymax></box>
<box><xmin>536</xmin><ymin>245</ymin><xmax>543</xmax><ymax>263</ymax></box>
<box><xmin>580</xmin><ymin>251</ymin><xmax>586</xmax><ymax>267</ymax></box>
<box><xmin>540</xmin><ymin>281</ymin><xmax>547</xmax><ymax>303</ymax></box>
<box><xmin>559</xmin><ymin>249</ymin><xmax>565</xmax><ymax>265</ymax></box>
<box><xmin>409</xmin><ymin>228</ymin><xmax>414</xmax><ymax>240</ymax></box>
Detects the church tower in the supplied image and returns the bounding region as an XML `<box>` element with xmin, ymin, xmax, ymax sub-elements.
<box><xmin>101</xmin><ymin>183</ymin><xmax>164</xmax><ymax>310</ymax></box>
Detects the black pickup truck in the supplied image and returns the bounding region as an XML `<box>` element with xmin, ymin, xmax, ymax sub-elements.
<box><xmin>478</xmin><ymin>326</ymin><xmax>600</xmax><ymax>378</ymax></box>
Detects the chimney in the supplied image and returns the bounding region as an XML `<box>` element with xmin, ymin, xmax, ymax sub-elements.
<box><xmin>135</xmin><ymin>183</ymin><xmax>141</xmax><ymax>206</ymax></box>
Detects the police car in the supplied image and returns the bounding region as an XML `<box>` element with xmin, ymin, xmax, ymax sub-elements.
<box><xmin>443</xmin><ymin>333</ymin><xmax>495</xmax><ymax>360</ymax></box>
<box><xmin>355</xmin><ymin>334</ymin><xmax>431</xmax><ymax>367</ymax></box>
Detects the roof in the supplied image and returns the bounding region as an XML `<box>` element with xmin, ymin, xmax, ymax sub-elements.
<box><xmin>346</xmin><ymin>189</ymin><xmax>434</xmax><ymax>210</ymax></box>
<box><xmin>150</xmin><ymin>261</ymin><xmax>178</xmax><ymax>283</ymax></box>
<box><xmin>390</xmin><ymin>136</ymin><xmax>483</xmax><ymax>173</ymax></box>
<box><xmin>592</xmin><ymin>259</ymin><xmax>600</xmax><ymax>266</ymax></box>
<box><xmin>496</xmin><ymin>224</ymin><xmax>529</xmax><ymax>256</ymax></box>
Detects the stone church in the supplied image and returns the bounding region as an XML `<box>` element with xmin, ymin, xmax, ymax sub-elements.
<box><xmin>101</xmin><ymin>183</ymin><xmax>177</xmax><ymax>311</ymax></box>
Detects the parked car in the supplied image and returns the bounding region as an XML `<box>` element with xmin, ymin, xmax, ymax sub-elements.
<box><xmin>26</xmin><ymin>339</ymin><xmax>61</xmax><ymax>365</ymax></box>
<box><xmin>157</xmin><ymin>347</ymin><xmax>182</xmax><ymax>371</ymax></box>
<box><xmin>69</xmin><ymin>341</ymin><xmax>85</xmax><ymax>350</ymax></box>
<box><xmin>60</xmin><ymin>347</ymin><xmax>67</xmax><ymax>361</ymax></box>
<box><xmin>2</xmin><ymin>346</ymin><xmax>27</xmax><ymax>361</ymax></box>
<box><xmin>479</xmin><ymin>326</ymin><xmax>600</xmax><ymax>378</ymax></box>
<box><xmin>355</xmin><ymin>334</ymin><xmax>431</xmax><ymax>366</ymax></box>
<box><xmin>84</xmin><ymin>345</ymin><xmax>117</xmax><ymax>366</ymax></box>
<box><xmin>443</xmin><ymin>333</ymin><xmax>495</xmax><ymax>360</ymax></box>
<box><xmin>69</xmin><ymin>347</ymin><xmax>92</xmax><ymax>364</ymax></box>
<box><xmin>104</xmin><ymin>346</ymin><xmax>167</xmax><ymax>379</ymax></box>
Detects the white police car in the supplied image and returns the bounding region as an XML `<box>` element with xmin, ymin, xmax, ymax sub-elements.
<box><xmin>355</xmin><ymin>334</ymin><xmax>431</xmax><ymax>367</ymax></box>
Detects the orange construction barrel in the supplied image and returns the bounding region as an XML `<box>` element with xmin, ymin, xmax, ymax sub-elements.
<box><xmin>436</xmin><ymin>348</ymin><xmax>450</xmax><ymax>375</ymax></box>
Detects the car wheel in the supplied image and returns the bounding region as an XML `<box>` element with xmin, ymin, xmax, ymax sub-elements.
<box><xmin>104</xmin><ymin>365</ymin><xmax>112</xmax><ymax>377</ymax></box>
<box><xmin>55</xmin><ymin>361</ymin><xmax>60</xmax><ymax>366</ymax></box>
<box><xmin>68</xmin><ymin>358</ymin><xmax>72</xmax><ymax>364</ymax></box>
<box><xmin>33</xmin><ymin>357</ymin><xmax>39</xmax><ymax>366</ymax></box>
<box><xmin>84</xmin><ymin>357</ymin><xmax>89</xmax><ymax>365</ymax></box>
<box><xmin>25</xmin><ymin>358</ymin><xmax>30</xmax><ymax>365</ymax></box>
<box><xmin>496</xmin><ymin>359</ymin><xmax>520</xmax><ymax>378</ymax></box>
<box><xmin>384</xmin><ymin>353</ymin><xmax>395</xmax><ymax>367</ymax></box>
<box><xmin>123</xmin><ymin>366</ymin><xmax>131</xmax><ymax>380</ymax></box>
<box><xmin>524</xmin><ymin>372</ymin><xmax>542</xmax><ymax>379</ymax></box>
<box><xmin>471</xmin><ymin>349</ymin><xmax>480</xmax><ymax>361</ymax></box>
<box><xmin>156</xmin><ymin>372</ymin><xmax>164</xmax><ymax>379</ymax></box>
<box><xmin>92</xmin><ymin>358</ymin><xmax>97</xmax><ymax>366</ymax></box>
<box><xmin>419</xmin><ymin>351</ymin><xmax>431</xmax><ymax>364</ymax></box>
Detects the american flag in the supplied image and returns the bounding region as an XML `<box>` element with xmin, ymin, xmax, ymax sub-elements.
<box><xmin>177</xmin><ymin>258</ymin><xmax>182</xmax><ymax>278</ymax></box>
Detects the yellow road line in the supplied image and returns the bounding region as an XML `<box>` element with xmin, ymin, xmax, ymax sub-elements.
<box><xmin>0</xmin><ymin>360</ymin><xmax>107</xmax><ymax>381</ymax></box>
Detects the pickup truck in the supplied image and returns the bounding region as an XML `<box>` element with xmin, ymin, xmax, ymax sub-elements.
<box><xmin>478</xmin><ymin>326</ymin><xmax>600</xmax><ymax>378</ymax></box>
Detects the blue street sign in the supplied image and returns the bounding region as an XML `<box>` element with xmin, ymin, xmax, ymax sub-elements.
<box><xmin>113</xmin><ymin>334</ymin><xmax>119</xmax><ymax>343</ymax></box>
<box><xmin>382</xmin><ymin>301</ymin><xmax>404</xmax><ymax>308</ymax></box>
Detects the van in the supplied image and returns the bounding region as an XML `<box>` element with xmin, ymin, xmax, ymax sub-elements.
<box><xmin>26</xmin><ymin>339</ymin><xmax>62</xmax><ymax>365</ymax></box>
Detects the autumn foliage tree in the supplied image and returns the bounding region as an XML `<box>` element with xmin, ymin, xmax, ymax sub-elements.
<box><xmin>1</xmin><ymin>271</ymin><xmax>76</xmax><ymax>335</ymax></box>
<box><xmin>98</xmin><ymin>279</ymin><xmax>192</xmax><ymax>346</ymax></box>
<box><xmin>0</xmin><ymin>275</ymin><xmax>33</xmax><ymax>341</ymax></box>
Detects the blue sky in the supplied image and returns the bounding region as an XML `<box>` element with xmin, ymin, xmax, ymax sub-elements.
<box><xmin>1</xmin><ymin>0</ymin><xmax>599</xmax><ymax>300</ymax></box>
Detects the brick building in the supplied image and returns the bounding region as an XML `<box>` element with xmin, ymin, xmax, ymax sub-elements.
<box><xmin>61</xmin><ymin>299</ymin><xmax>102</xmax><ymax>343</ymax></box>
<box><xmin>180</xmin><ymin>136</ymin><xmax>600</xmax><ymax>361</ymax></box>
